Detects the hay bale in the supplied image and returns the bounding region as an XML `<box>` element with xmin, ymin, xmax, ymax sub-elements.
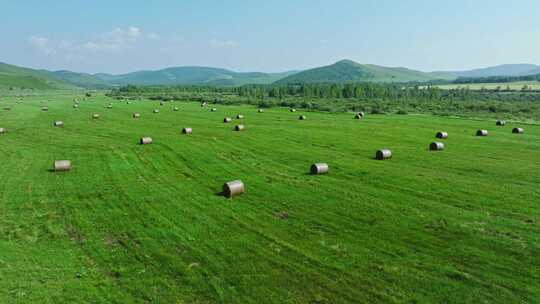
<box><xmin>234</xmin><ymin>124</ymin><xmax>245</xmax><ymax>131</ymax></box>
<box><xmin>182</xmin><ymin>127</ymin><xmax>193</xmax><ymax>134</ymax></box>
<box><xmin>299</xmin><ymin>115</ymin><xmax>306</xmax><ymax>120</ymax></box>
<box><xmin>42</xmin><ymin>107</ymin><xmax>49</xmax><ymax>111</ymax></box>
<box><xmin>153</xmin><ymin>109</ymin><xmax>160</xmax><ymax>113</ymax></box>
<box><xmin>106</xmin><ymin>105</ymin><xmax>113</xmax><ymax>109</ymax></box>
<box><xmin>201</xmin><ymin>102</ymin><xmax>207</xmax><ymax>107</ymax></box>
<box><xmin>53</xmin><ymin>121</ymin><xmax>64</xmax><ymax>127</ymax></box>
<box><xmin>73</xmin><ymin>104</ymin><xmax>79</xmax><ymax>109</ymax></box>
<box><xmin>4</xmin><ymin>107</ymin><xmax>11</xmax><ymax>111</ymax></box>
<box><xmin>290</xmin><ymin>108</ymin><xmax>296</xmax><ymax>112</ymax></box>
<box><xmin>223</xmin><ymin>180</ymin><xmax>245</xmax><ymax>198</ymax></box>
<box><xmin>496</xmin><ymin>120</ymin><xmax>506</xmax><ymax>126</ymax></box>
<box><xmin>160</xmin><ymin>101</ymin><xmax>165</xmax><ymax>106</ymax></box>
<box><xmin>223</xmin><ymin>117</ymin><xmax>232</xmax><ymax>123</ymax></box>
<box><xmin>436</xmin><ymin>131</ymin><xmax>448</xmax><ymax>139</ymax></box>
<box><xmin>512</xmin><ymin>127</ymin><xmax>524</xmax><ymax>134</ymax></box>
<box><xmin>140</xmin><ymin>137</ymin><xmax>153</xmax><ymax>145</ymax></box>
<box><xmin>92</xmin><ymin>114</ymin><xmax>100</xmax><ymax>119</ymax></box>
<box><xmin>476</xmin><ymin>130</ymin><xmax>489</xmax><ymax>136</ymax></box>
<box><xmin>211</xmin><ymin>108</ymin><xmax>217</xmax><ymax>112</ymax></box>
<box><xmin>376</xmin><ymin>149</ymin><xmax>392</xmax><ymax>160</ymax></box>
<box><xmin>354</xmin><ymin>112</ymin><xmax>365</xmax><ymax>119</ymax></box>
<box><xmin>258</xmin><ymin>109</ymin><xmax>264</xmax><ymax>113</ymax></box>
<box><xmin>54</xmin><ymin>160</ymin><xmax>71</xmax><ymax>172</ymax></box>
<box><xmin>0</xmin><ymin>128</ymin><xmax>6</xmax><ymax>134</ymax></box>
<box><xmin>236</xmin><ymin>114</ymin><xmax>244</xmax><ymax>119</ymax></box>
<box><xmin>310</xmin><ymin>163</ymin><xmax>329</xmax><ymax>175</ymax></box>
<box><xmin>430</xmin><ymin>142</ymin><xmax>445</xmax><ymax>151</ymax></box>
<box><xmin>133</xmin><ymin>113</ymin><xmax>141</xmax><ymax>118</ymax></box>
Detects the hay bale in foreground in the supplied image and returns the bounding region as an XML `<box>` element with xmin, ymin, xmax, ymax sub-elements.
<box><xmin>299</xmin><ymin>115</ymin><xmax>306</xmax><ymax>120</ymax></box>
<box><xmin>290</xmin><ymin>108</ymin><xmax>296</xmax><ymax>112</ymax></box>
<box><xmin>234</xmin><ymin>125</ymin><xmax>245</xmax><ymax>131</ymax></box>
<box><xmin>496</xmin><ymin>120</ymin><xmax>506</xmax><ymax>126</ymax></box>
<box><xmin>476</xmin><ymin>130</ymin><xmax>489</xmax><ymax>136</ymax></box>
<box><xmin>140</xmin><ymin>137</ymin><xmax>153</xmax><ymax>145</ymax></box>
<box><xmin>355</xmin><ymin>112</ymin><xmax>365</xmax><ymax>119</ymax></box>
<box><xmin>436</xmin><ymin>131</ymin><xmax>448</xmax><ymax>139</ymax></box>
<box><xmin>223</xmin><ymin>180</ymin><xmax>245</xmax><ymax>198</ymax></box>
<box><xmin>92</xmin><ymin>114</ymin><xmax>100</xmax><ymax>119</ymax></box>
<box><xmin>512</xmin><ymin>127</ymin><xmax>524</xmax><ymax>134</ymax></box>
<box><xmin>430</xmin><ymin>142</ymin><xmax>445</xmax><ymax>151</ymax></box>
<box><xmin>0</xmin><ymin>128</ymin><xmax>6</xmax><ymax>134</ymax></box>
<box><xmin>236</xmin><ymin>114</ymin><xmax>244</xmax><ymax>119</ymax></box>
<box><xmin>133</xmin><ymin>113</ymin><xmax>141</xmax><ymax>118</ymax></box>
<box><xmin>224</xmin><ymin>117</ymin><xmax>232</xmax><ymax>123</ymax></box>
<box><xmin>310</xmin><ymin>163</ymin><xmax>329</xmax><ymax>175</ymax></box>
<box><xmin>54</xmin><ymin>160</ymin><xmax>71</xmax><ymax>172</ymax></box>
<box><xmin>53</xmin><ymin>121</ymin><xmax>64</xmax><ymax>127</ymax></box>
<box><xmin>376</xmin><ymin>149</ymin><xmax>392</xmax><ymax>160</ymax></box>
<box><xmin>182</xmin><ymin>127</ymin><xmax>193</xmax><ymax>134</ymax></box>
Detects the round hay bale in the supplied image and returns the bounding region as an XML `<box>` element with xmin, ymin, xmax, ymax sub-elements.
<box><xmin>211</xmin><ymin>108</ymin><xmax>217</xmax><ymax>112</ymax></box>
<box><xmin>54</xmin><ymin>160</ymin><xmax>71</xmax><ymax>172</ymax></box>
<box><xmin>430</xmin><ymin>142</ymin><xmax>445</xmax><ymax>151</ymax></box>
<box><xmin>234</xmin><ymin>124</ymin><xmax>245</xmax><ymax>131</ymax></box>
<box><xmin>182</xmin><ymin>127</ymin><xmax>193</xmax><ymax>134</ymax></box>
<box><xmin>258</xmin><ymin>109</ymin><xmax>264</xmax><ymax>113</ymax></box>
<box><xmin>236</xmin><ymin>114</ymin><xmax>244</xmax><ymax>119</ymax></box>
<box><xmin>133</xmin><ymin>113</ymin><xmax>141</xmax><ymax>118</ymax></box>
<box><xmin>299</xmin><ymin>115</ymin><xmax>306</xmax><ymax>120</ymax></box>
<box><xmin>290</xmin><ymin>108</ymin><xmax>296</xmax><ymax>112</ymax></box>
<box><xmin>223</xmin><ymin>117</ymin><xmax>232</xmax><ymax>123</ymax></box>
<box><xmin>53</xmin><ymin>121</ymin><xmax>64</xmax><ymax>127</ymax></box>
<box><xmin>201</xmin><ymin>102</ymin><xmax>207</xmax><ymax>107</ymax></box>
<box><xmin>496</xmin><ymin>120</ymin><xmax>506</xmax><ymax>126</ymax></box>
<box><xmin>223</xmin><ymin>180</ymin><xmax>245</xmax><ymax>198</ymax></box>
<box><xmin>160</xmin><ymin>101</ymin><xmax>165</xmax><ymax>106</ymax></box>
<box><xmin>106</xmin><ymin>105</ymin><xmax>113</xmax><ymax>109</ymax></box>
<box><xmin>376</xmin><ymin>149</ymin><xmax>392</xmax><ymax>160</ymax></box>
<box><xmin>355</xmin><ymin>112</ymin><xmax>365</xmax><ymax>119</ymax></box>
<box><xmin>310</xmin><ymin>163</ymin><xmax>329</xmax><ymax>175</ymax></box>
<box><xmin>73</xmin><ymin>104</ymin><xmax>79</xmax><ymax>109</ymax></box>
<box><xmin>153</xmin><ymin>109</ymin><xmax>160</xmax><ymax>114</ymax></box>
<box><xmin>127</xmin><ymin>101</ymin><xmax>132</xmax><ymax>105</ymax></box>
<box><xmin>4</xmin><ymin>107</ymin><xmax>11</xmax><ymax>111</ymax></box>
<box><xmin>140</xmin><ymin>137</ymin><xmax>153</xmax><ymax>145</ymax></box>
<box><xmin>436</xmin><ymin>131</ymin><xmax>448</xmax><ymax>139</ymax></box>
<box><xmin>512</xmin><ymin>127</ymin><xmax>524</xmax><ymax>134</ymax></box>
<box><xmin>173</xmin><ymin>107</ymin><xmax>179</xmax><ymax>111</ymax></box>
<box><xmin>476</xmin><ymin>130</ymin><xmax>489</xmax><ymax>136</ymax></box>
<box><xmin>92</xmin><ymin>114</ymin><xmax>100</xmax><ymax>119</ymax></box>
<box><xmin>0</xmin><ymin>128</ymin><xmax>6</xmax><ymax>134</ymax></box>
<box><xmin>42</xmin><ymin>106</ymin><xmax>49</xmax><ymax>111</ymax></box>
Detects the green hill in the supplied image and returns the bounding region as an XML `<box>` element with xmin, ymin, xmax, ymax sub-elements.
<box><xmin>276</xmin><ymin>60</ymin><xmax>454</xmax><ymax>84</ymax></box>
<box><xmin>95</xmin><ymin>67</ymin><xmax>297</xmax><ymax>86</ymax></box>
<box><xmin>0</xmin><ymin>62</ymin><xmax>73</xmax><ymax>90</ymax></box>
<box><xmin>46</xmin><ymin>70</ymin><xmax>110</xmax><ymax>89</ymax></box>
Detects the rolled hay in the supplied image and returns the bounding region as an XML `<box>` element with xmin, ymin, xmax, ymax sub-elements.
<box><xmin>512</xmin><ymin>127</ymin><xmax>524</xmax><ymax>134</ymax></box>
<box><xmin>127</xmin><ymin>101</ymin><xmax>132</xmax><ymax>105</ymax></box>
<box><xmin>236</xmin><ymin>114</ymin><xmax>244</xmax><ymax>119</ymax></box>
<box><xmin>0</xmin><ymin>128</ymin><xmax>6</xmax><ymax>134</ymax></box>
<box><xmin>73</xmin><ymin>104</ymin><xmax>79</xmax><ymax>109</ymax></box>
<box><xmin>496</xmin><ymin>120</ymin><xmax>506</xmax><ymax>126</ymax></box>
<box><xmin>92</xmin><ymin>114</ymin><xmax>100</xmax><ymax>119</ymax></box>
<box><xmin>160</xmin><ymin>101</ymin><xmax>165</xmax><ymax>106</ymax></box>
<box><xmin>476</xmin><ymin>130</ymin><xmax>489</xmax><ymax>136</ymax></box>
<box><xmin>182</xmin><ymin>127</ymin><xmax>193</xmax><ymax>134</ymax></box>
<box><xmin>42</xmin><ymin>107</ymin><xmax>49</xmax><ymax>111</ymax></box>
<box><xmin>4</xmin><ymin>107</ymin><xmax>11</xmax><ymax>111</ymax></box>
<box><xmin>310</xmin><ymin>163</ymin><xmax>329</xmax><ymax>175</ymax></box>
<box><xmin>376</xmin><ymin>149</ymin><xmax>392</xmax><ymax>160</ymax></box>
<box><xmin>153</xmin><ymin>109</ymin><xmax>160</xmax><ymax>114</ymax></box>
<box><xmin>74</xmin><ymin>100</ymin><xmax>80</xmax><ymax>104</ymax></box>
<box><xmin>201</xmin><ymin>102</ymin><xmax>207</xmax><ymax>107</ymax></box>
<box><xmin>53</xmin><ymin>121</ymin><xmax>64</xmax><ymax>127</ymax></box>
<box><xmin>290</xmin><ymin>108</ymin><xmax>296</xmax><ymax>112</ymax></box>
<box><xmin>234</xmin><ymin>124</ymin><xmax>245</xmax><ymax>131</ymax></box>
<box><xmin>299</xmin><ymin>115</ymin><xmax>306</xmax><ymax>120</ymax></box>
<box><xmin>53</xmin><ymin>160</ymin><xmax>71</xmax><ymax>172</ymax></box>
<box><xmin>223</xmin><ymin>180</ymin><xmax>245</xmax><ymax>198</ymax></box>
<box><xmin>173</xmin><ymin>107</ymin><xmax>179</xmax><ymax>111</ymax></box>
<box><xmin>436</xmin><ymin>131</ymin><xmax>449</xmax><ymax>139</ymax></box>
<box><xmin>430</xmin><ymin>142</ymin><xmax>445</xmax><ymax>151</ymax></box>
<box><xmin>140</xmin><ymin>137</ymin><xmax>153</xmax><ymax>145</ymax></box>
<box><xmin>133</xmin><ymin>113</ymin><xmax>141</xmax><ymax>118</ymax></box>
<box><xmin>258</xmin><ymin>109</ymin><xmax>264</xmax><ymax>113</ymax></box>
<box><xmin>211</xmin><ymin>108</ymin><xmax>217</xmax><ymax>112</ymax></box>
<box><xmin>355</xmin><ymin>112</ymin><xmax>365</xmax><ymax>119</ymax></box>
<box><xmin>106</xmin><ymin>105</ymin><xmax>113</xmax><ymax>109</ymax></box>
<box><xmin>223</xmin><ymin>117</ymin><xmax>232</xmax><ymax>123</ymax></box>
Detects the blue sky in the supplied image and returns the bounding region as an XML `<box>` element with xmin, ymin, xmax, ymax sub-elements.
<box><xmin>2</xmin><ymin>0</ymin><xmax>539</xmax><ymax>74</ymax></box>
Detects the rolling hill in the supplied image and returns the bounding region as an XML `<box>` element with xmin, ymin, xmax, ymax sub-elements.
<box><xmin>0</xmin><ymin>62</ymin><xmax>73</xmax><ymax>89</ymax></box>
<box><xmin>275</xmin><ymin>60</ymin><xmax>454</xmax><ymax>84</ymax></box>
<box><xmin>46</xmin><ymin>70</ymin><xmax>110</xmax><ymax>89</ymax></box>
<box><xmin>433</xmin><ymin>64</ymin><xmax>540</xmax><ymax>79</ymax></box>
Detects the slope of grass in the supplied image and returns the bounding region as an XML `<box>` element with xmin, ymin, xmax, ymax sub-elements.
<box><xmin>0</xmin><ymin>62</ymin><xmax>72</xmax><ymax>89</ymax></box>
<box><xmin>0</xmin><ymin>94</ymin><xmax>538</xmax><ymax>303</ymax></box>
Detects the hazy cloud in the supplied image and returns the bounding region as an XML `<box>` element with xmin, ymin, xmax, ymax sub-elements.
<box><xmin>82</xmin><ymin>26</ymin><xmax>142</xmax><ymax>51</ymax></box>
<box><xmin>209</xmin><ymin>38</ymin><xmax>238</xmax><ymax>49</ymax></box>
<box><xmin>28</xmin><ymin>36</ymin><xmax>55</xmax><ymax>55</ymax></box>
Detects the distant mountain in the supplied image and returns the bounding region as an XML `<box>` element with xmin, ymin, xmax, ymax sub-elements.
<box><xmin>46</xmin><ymin>70</ymin><xmax>110</xmax><ymax>89</ymax></box>
<box><xmin>0</xmin><ymin>62</ymin><xmax>73</xmax><ymax>89</ymax></box>
<box><xmin>275</xmin><ymin>60</ymin><xmax>453</xmax><ymax>84</ymax></box>
<box><xmin>94</xmin><ymin>67</ymin><xmax>298</xmax><ymax>86</ymax></box>
<box><xmin>434</xmin><ymin>64</ymin><xmax>540</xmax><ymax>79</ymax></box>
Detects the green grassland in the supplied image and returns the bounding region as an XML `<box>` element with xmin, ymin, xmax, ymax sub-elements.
<box><xmin>0</xmin><ymin>94</ymin><xmax>539</xmax><ymax>303</ymax></box>
<box><xmin>434</xmin><ymin>81</ymin><xmax>540</xmax><ymax>91</ymax></box>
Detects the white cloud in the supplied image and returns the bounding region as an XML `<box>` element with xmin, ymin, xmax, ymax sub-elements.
<box><xmin>209</xmin><ymin>38</ymin><xmax>238</xmax><ymax>49</ymax></box>
<box><xmin>28</xmin><ymin>36</ymin><xmax>55</xmax><ymax>55</ymax></box>
<box><xmin>82</xmin><ymin>26</ymin><xmax>143</xmax><ymax>51</ymax></box>
<box><xmin>148</xmin><ymin>33</ymin><xmax>160</xmax><ymax>40</ymax></box>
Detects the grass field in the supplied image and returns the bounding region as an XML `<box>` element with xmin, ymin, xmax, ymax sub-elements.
<box><xmin>0</xmin><ymin>94</ymin><xmax>539</xmax><ymax>303</ymax></box>
<box><xmin>434</xmin><ymin>81</ymin><xmax>540</xmax><ymax>90</ymax></box>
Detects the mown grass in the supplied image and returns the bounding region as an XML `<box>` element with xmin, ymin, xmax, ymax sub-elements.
<box><xmin>0</xmin><ymin>93</ymin><xmax>539</xmax><ymax>303</ymax></box>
